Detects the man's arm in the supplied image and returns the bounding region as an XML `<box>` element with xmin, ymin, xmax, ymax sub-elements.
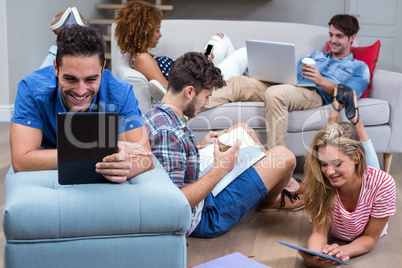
<box><xmin>95</xmin><ymin>125</ymin><xmax>155</xmax><ymax>183</ymax></box>
<box><xmin>181</xmin><ymin>141</ymin><xmax>239</xmax><ymax>208</ymax></box>
<box><xmin>10</xmin><ymin>122</ymin><xmax>57</xmax><ymax>172</ymax></box>
<box><xmin>343</xmin><ymin>63</ymin><xmax>370</xmax><ymax>98</ymax></box>
<box><xmin>301</xmin><ymin>64</ymin><xmax>337</xmax><ymax>96</ymax></box>
<box><xmin>150</xmin><ymin>128</ymin><xmax>239</xmax><ymax>208</ymax></box>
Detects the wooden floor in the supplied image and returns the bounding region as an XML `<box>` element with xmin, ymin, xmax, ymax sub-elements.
<box><xmin>0</xmin><ymin>121</ymin><xmax>401</xmax><ymax>268</ymax></box>
<box><xmin>187</xmin><ymin>155</ymin><xmax>402</xmax><ymax>267</ymax></box>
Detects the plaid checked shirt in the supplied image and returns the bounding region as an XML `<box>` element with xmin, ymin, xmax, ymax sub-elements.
<box><xmin>143</xmin><ymin>101</ymin><xmax>200</xmax><ymax>188</ymax></box>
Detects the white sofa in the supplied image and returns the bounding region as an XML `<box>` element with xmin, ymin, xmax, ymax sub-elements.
<box><xmin>111</xmin><ymin>19</ymin><xmax>402</xmax><ymax>172</ymax></box>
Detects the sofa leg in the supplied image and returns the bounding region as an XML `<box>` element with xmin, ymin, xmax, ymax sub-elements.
<box><xmin>383</xmin><ymin>153</ymin><xmax>393</xmax><ymax>173</ymax></box>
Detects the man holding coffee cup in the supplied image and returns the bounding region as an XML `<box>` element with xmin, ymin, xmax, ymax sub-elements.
<box><xmin>301</xmin><ymin>57</ymin><xmax>316</xmax><ymax>67</ymax></box>
<box><xmin>264</xmin><ymin>14</ymin><xmax>369</xmax><ymax>149</ymax></box>
<box><xmin>201</xmin><ymin>14</ymin><xmax>370</xmax><ymax>151</ymax></box>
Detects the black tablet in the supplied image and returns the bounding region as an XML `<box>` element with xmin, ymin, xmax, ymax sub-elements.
<box><xmin>277</xmin><ymin>240</ymin><xmax>349</xmax><ymax>265</ymax></box>
<box><xmin>57</xmin><ymin>112</ymin><xmax>118</xmax><ymax>185</ymax></box>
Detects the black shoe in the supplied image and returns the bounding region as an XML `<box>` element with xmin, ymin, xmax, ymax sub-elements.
<box><xmin>336</xmin><ymin>84</ymin><xmax>357</xmax><ymax>120</ymax></box>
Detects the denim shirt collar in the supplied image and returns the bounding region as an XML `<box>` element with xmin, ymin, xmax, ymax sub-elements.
<box><xmin>328</xmin><ymin>51</ymin><xmax>354</xmax><ymax>61</ymax></box>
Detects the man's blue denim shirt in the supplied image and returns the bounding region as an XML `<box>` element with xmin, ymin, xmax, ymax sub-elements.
<box><xmin>12</xmin><ymin>66</ymin><xmax>144</xmax><ymax>147</ymax></box>
<box><xmin>297</xmin><ymin>50</ymin><xmax>370</xmax><ymax>104</ymax></box>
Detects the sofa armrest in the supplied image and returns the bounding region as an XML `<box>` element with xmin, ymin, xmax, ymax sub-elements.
<box><xmin>111</xmin><ymin>24</ymin><xmax>152</xmax><ymax>114</ymax></box>
<box><xmin>370</xmin><ymin>69</ymin><xmax>402</xmax><ymax>152</ymax></box>
<box><xmin>115</xmin><ymin>63</ymin><xmax>152</xmax><ymax>114</ymax></box>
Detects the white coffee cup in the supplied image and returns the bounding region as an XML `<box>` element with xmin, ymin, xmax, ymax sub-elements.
<box><xmin>302</xmin><ymin>58</ymin><xmax>316</xmax><ymax>67</ymax></box>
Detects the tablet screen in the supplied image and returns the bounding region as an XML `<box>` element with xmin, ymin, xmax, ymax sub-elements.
<box><xmin>277</xmin><ymin>240</ymin><xmax>348</xmax><ymax>265</ymax></box>
<box><xmin>57</xmin><ymin>112</ymin><xmax>118</xmax><ymax>185</ymax></box>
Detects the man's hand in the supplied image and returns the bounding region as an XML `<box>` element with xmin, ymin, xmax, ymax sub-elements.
<box><xmin>302</xmin><ymin>65</ymin><xmax>336</xmax><ymax>95</ymax></box>
<box><xmin>301</xmin><ymin>65</ymin><xmax>323</xmax><ymax>85</ymax></box>
<box><xmin>95</xmin><ymin>141</ymin><xmax>153</xmax><ymax>183</ymax></box>
<box><xmin>211</xmin><ymin>138</ymin><xmax>240</xmax><ymax>176</ymax></box>
<box><xmin>197</xmin><ymin>129</ymin><xmax>228</xmax><ymax>149</ymax></box>
<box><xmin>180</xmin><ymin>139</ymin><xmax>240</xmax><ymax>208</ymax></box>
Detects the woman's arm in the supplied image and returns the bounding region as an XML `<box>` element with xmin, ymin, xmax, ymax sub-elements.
<box><xmin>304</xmin><ymin>216</ymin><xmax>389</xmax><ymax>267</ymax></box>
<box><xmin>340</xmin><ymin>216</ymin><xmax>389</xmax><ymax>258</ymax></box>
<box><xmin>132</xmin><ymin>53</ymin><xmax>169</xmax><ymax>86</ymax></box>
<box><xmin>299</xmin><ymin>223</ymin><xmax>343</xmax><ymax>267</ymax></box>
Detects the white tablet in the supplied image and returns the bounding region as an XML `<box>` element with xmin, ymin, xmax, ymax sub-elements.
<box><xmin>278</xmin><ymin>240</ymin><xmax>349</xmax><ymax>265</ymax></box>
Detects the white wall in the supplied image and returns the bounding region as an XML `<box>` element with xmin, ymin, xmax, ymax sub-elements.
<box><xmin>6</xmin><ymin>0</ymin><xmax>401</xmax><ymax>122</ymax></box>
<box><xmin>0</xmin><ymin>0</ymin><xmax>13</xmax><ymax>120</ymax></box>
<box><xmin>165</xmin><ymin>0</ymin><xmax>345</xmax><ymax>27</ymax></box>
<box><xmin>1</xmin><ymin>0</ymin><xmax>108</xmax><ymax>121</ymax></box>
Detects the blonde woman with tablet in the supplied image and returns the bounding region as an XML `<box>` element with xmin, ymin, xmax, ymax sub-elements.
<box><xmin>301</xmin><ymin>121</ymin><xmax>396</xmax><ymax>267</ymax></box>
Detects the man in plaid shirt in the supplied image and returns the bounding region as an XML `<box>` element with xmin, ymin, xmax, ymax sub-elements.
<box><xmin>144</xmin><ymin>52</ymin><xmax>304</xmax><ymax>238</ymax></box>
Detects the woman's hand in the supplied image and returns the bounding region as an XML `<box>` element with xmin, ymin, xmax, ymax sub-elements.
<box><xmin>202</xmin><ymin>49</ymin><xmax>215</xmax><ymax>62</ymax></box>
<box><xmin>299</xmin><ymin>250</ymin><xmax>341</xmax><ymax>267</ymax></box>
<box><xmin>322</xmin><ymin>243</ymin><xmax>350</xmax><ymax>262</ymax></box>
<box><xmin>207</xmin><ymin>52</ymin><xmax>215</xmax><ymax>62</ymax></box>
<box><xmin>298</xmin><ymin>243</ymin><xmax>350</xmax><ymax>267</ymax></box>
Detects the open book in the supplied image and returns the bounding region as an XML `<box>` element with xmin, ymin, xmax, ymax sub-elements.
<box><xmin>199</xmin><ymin>127</ymin><xmax>265</xmax><ymax>196</ymax></box>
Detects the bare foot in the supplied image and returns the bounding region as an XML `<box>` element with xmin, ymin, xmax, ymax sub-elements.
<box><xmin>216</xmin><ymin>33</ymin><xmax>224</xmax><ymax>39</ymax></box>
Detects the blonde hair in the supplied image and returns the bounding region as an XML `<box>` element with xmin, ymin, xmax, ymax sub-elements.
<box><xmin>114</xmin><ymin>0</ymin><xmax>163</xmax><ymax>55</ymax></box>
<box><xmin>304</xmin><ymin>122</ymin><xmax>367</xmax><ymax>231</ymax></box>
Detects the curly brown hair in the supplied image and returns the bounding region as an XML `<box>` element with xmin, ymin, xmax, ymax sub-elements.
<box><xmin>114</xmin><ymin>0</ymin><xmax>163</xmax><ymax>55</ymax></box>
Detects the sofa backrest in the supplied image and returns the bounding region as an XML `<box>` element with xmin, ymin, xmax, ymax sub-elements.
<box><xmin>154</xmin><ymin>20</ymin><xmax>330</xmax><ymax>62</ymax></box>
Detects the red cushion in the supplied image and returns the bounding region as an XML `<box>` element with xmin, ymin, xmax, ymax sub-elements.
<box><xmin>325</xmin><ymin>40</ymin><xmax>381</xmax><ymax>98</ymax></box>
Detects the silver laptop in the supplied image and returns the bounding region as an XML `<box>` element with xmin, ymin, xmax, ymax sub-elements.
<box><xmin>246</xmin><ymin>39</ymin><xmax>315</xmax><ymax>87</ymax></box>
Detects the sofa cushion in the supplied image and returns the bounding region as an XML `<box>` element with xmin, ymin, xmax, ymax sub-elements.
<box><xmin>189</xmin><ymin>98</ymin><xmax>389</xmax><ymax>134</ymax></box>
<box><xmin>326</xmin><ymin>40</ymin><xmax>381</xmax><ymax>98</ymax></box>
<box><xmin>188</xmin><ymin>102</ymin><xmax>266</xmax><ymax>131</ymax></box>
<box><xmin>287</xmin><ymin>98</ymin><xmax>389</xmax><ymax>132</ymax></box>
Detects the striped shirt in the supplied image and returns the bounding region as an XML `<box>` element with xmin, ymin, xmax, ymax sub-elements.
<box><xmin>330</xmin><ymin>167</ymin><xmax>396</xmax><ymax>241</ymax></box>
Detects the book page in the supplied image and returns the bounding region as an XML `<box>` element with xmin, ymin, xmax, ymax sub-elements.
<box><xmin>218</xmin><ymin>127</ymin><xmax>256</xmax><ymax>148</ymax></box>
<box><xmin>198</xmin><ymin>127</ymin><xmax>265</xmax><ymax>196</ymax></box>
<box><xmin>193</xmin><ymin>252</ymin><xmax>270</xmax><ymax>267</ymax></box>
